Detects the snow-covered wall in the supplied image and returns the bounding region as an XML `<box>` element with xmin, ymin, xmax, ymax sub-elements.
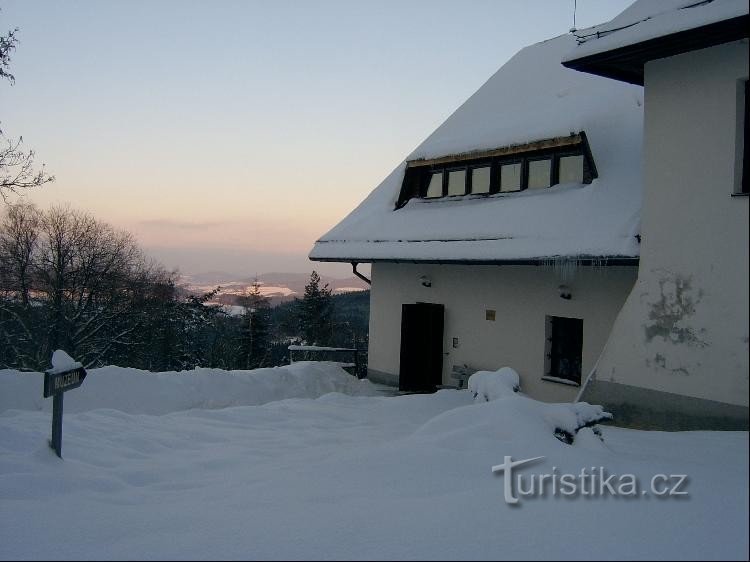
<box><xmin>368</xmin><ymin>263</ymin><xmax>636</xmax><ymax>403</ymax></box>
<box><xmin>581</xmin><ymin>40</ymin><xmax>749</xmax><ymax>426</ymax></box>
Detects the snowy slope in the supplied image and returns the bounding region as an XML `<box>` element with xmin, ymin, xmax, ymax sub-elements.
<box><xmin>310</xmin><ymin>34</ymin><xmax>644</xmax><ymax>263</ymax></box>
<box><xmin>564</xmin><ymin>0</ymin><xmax>748</xmax><ymax>61</ymax></box>
<box><xmin>0</xmin><ymin>367</ymin><xmax>747</xmax><ymax>560</ymax></box>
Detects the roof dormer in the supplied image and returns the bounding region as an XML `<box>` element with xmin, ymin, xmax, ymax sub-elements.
<box><xmin>396</xmin><ymin>132</ymin><xmax>597</xmax><ymax>208</ymax></box>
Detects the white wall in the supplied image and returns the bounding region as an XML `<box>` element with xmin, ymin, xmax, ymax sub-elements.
<box><xmin>586</xmin><ymin>40</ymin><xmax>749</xmax><ymax>407</ymax></box>
<box><xmin>368</xmin><ymin>262</ymin><xmax>636</xmax><ymax>402</ymax></box>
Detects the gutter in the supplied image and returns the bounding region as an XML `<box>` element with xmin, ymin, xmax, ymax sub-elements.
<box><xmin>313</xmin><ymin>256</ymin><xmax>640</xmax><ymax>267</ymax></box>
<box><xmin>351</xmin><ymin>262</ymin><xmax>371</xmax><ymax>285</ymax></box>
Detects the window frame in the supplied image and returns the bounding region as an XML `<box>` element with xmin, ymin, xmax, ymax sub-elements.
<box><xmin>423</xmin><ymin>170</ymin><xmax>445</xmax><ymax>198</ymax></box>
<box><xmin>556</xmin><ymin>151</ymin><xmax>587</xmax><ymax>186</ymax></box>
<box><xmin>445</xmin><ymin>166</ymin><xmax>468</xmax><ymax>197</ymax></box>
<box><xmin>741</xmin><ymin>79</ymin><xmax>749</xmax><ymax>195</ymax></box>
<box><xmin>468</xmin><ymin>164</ymin><xmax>492</xmax><ymax>195</ymax></box>
<box><xmin>400</xmin><ymin>133</ymin><xmax>597</xmax><ymax>206</ymax></box>
<box><xmin>497</xmin><ymin>158</ymin><xmax>524</xmax><ymax>194</ymax></box>
<box><xmin>542</xmin><ymin>315</ymin><xmax>584</xmax><ymax>386</ymax></box>
<box><xmin>526</xmin><ymin>156</ymin><xmax>554</xmax><ymax>190</ymax></box>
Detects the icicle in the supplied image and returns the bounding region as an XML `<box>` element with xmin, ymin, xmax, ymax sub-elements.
<box><xmin>542</xmin><ymin>256</ymin><xmax>581</xmax><ymax>283</ymax></box>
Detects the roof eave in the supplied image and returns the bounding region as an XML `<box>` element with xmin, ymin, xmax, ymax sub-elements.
<box><xmin>309</xmin><ymin>256</ymin><xmax>640</xmax><ymax>266</ymax></box>
<box><xmin>562</xmin><ymin>15</ymin><xmax>749</xmax><ymax>86</ymax></box>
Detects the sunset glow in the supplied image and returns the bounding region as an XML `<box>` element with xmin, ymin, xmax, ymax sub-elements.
<box><xmin>1</xmin><ymin>0</ymin><xmax>634</xmax><ymax>275</ymax></box>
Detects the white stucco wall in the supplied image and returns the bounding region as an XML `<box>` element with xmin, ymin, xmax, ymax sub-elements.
<box><xmin>587</xmin><ymin>40</ymin><xmax>749</xmax><ymax>407</ymax></box>
<box><xmin>368</xmin><ymin>262</ymin><xmax>637</xmax><ymax>403</ymax></box>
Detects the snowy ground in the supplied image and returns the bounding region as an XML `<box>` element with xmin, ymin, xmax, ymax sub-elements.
<box><xmin>0</xmin><ymin>363</ymin><xmax>747</xmax><ymax>560</ymax></box>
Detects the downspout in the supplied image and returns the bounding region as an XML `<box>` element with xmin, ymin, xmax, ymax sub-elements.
<box><xmin>351</xmin><ymin>262</ymin><xmax>371</xmax><ymax>286</ymax></box>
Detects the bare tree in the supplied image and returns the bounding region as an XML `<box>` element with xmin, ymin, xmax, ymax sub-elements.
<box><xmin>0</xmin><ymin>136</ymin><xmax>55</xmax><ymax>201</ymax></box>
<box><xmin>0</xmin><ymin>17</ymin><xmax>54</xmax><ymax>201</ymax></box>
<box><xmin>33</xmin><ymin>206</ymin><xmax>149</xmax><ymax>365</ymax></box>
<box><xmin>0</xmin><ymin>202</ymin><xmax>39</xmax><ymax>305</ymax></box>
<box><xmin>0</xmin><ymin>22</ymin><xmax>17</xmax><ymax>84</ymax></box>
<box><xmin>1</xmin><ymin>204</ymin><xmax>247</xmax><ymax>371</ymax></box>
<box><xmin>0</xmin><ymin>205</ymin><xmax>158</xmax><ymax>368</ymax></box>
<box><xmin>0</xmin><ymin>203</ymin><xmax>42</xmax><ymax>365</ymax></box>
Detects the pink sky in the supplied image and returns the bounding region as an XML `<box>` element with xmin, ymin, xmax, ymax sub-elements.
<box><xmin>1</xmin><ymin>0</ymin><xmax>633</xmax><ymax>277</ymax></box>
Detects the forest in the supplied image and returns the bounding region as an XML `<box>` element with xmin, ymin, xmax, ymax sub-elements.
<box><xmin>0</xmin><ymin>204</ymin><xmax>370</xmax><ymax>373</ymax></box>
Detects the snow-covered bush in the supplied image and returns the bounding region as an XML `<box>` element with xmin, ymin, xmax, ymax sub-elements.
<box><xmin>544</xmin><ymin>401</ymin><xmax>612</xmax><ymax>444</ymax></box>
<box><xmin>464</xmin><ymin>366</ymin><xmax>611</xmax><ymax>445</ymax></box>
<box><xmin>467</xmin><ymin>367</ymin><xmax>520</xmax><ymax>401</ymax></box>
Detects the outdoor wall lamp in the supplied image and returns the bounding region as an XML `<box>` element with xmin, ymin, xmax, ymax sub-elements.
<box><xmin>419</xmin><ymin>275</ymin><xmax>432</xmax><ymax>288</ymax></box>
<box><xmin>558</xmin><ymin>284</ymin><xmax>572</xmax><ymax>300</ymax></box>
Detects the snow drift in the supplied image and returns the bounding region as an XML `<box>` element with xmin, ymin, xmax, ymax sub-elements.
<box><xmin>0</xmin><ymin>363</ymin><xmax>747</xmax><ymax>559</ymax></box>
<box><xmin>0</xmin><ymin>361</ymin><xmax>377</xmax><ymax>415</ymax></box>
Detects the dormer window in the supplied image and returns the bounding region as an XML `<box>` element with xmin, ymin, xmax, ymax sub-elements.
<box><xmin>499</xmin><ymin>162</ymin><xmax>522</xmax><ymax>192</ymax></box>
<box><xmin>396</xmin><ymin>132</ymin><xmax>597</xmax><ymax>208</ymax></box>
<box><xmin>425</xmin><ymin>172</ymin><xmax>443</xmax><ymax>198</ymax></box>
<box><xmin>528</xmin><ymin>158</ymin><xmax>552</xmax><ymax>189</ymax></box>
<box><xmin>559</xmin><ymin>154</ymin><xmax>585</xmax><ymax>184</ymax></box>
<box><xmin>447</xmin><ymin>169</ymin><xmax>466</xmax><ymax>196</ymax></box>
<box><xmin>472</xmin><ymin>166</ymin><xmax>491</xmax><ymax>194</ymax></box>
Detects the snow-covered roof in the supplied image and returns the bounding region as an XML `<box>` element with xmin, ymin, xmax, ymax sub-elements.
<box><xmin>566</xmin><ymin>0</ymin><xmax>748</xmax><ymax>60</ymax></box>
<box><xmin>562</xmin><ymin>0</ymin><xmax>749</xmax><ymax>84</ymax></box>
<box><xmin>310</xmin><ymin>34</ymin><xmax>644</xmax><ymax>265</ymax></box>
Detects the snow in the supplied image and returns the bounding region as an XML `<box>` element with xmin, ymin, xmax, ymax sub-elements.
<box><xmin>468</xmin><ymin>367</ymin><xmax>521</xmax><ymax>401</ymax></box>
<box><xmin>255</xmin><ymin>285</ymin><xmax>296</xmax><ymax>297</ymax></box>
<box><xmin>310</xmin><ymin>34</ymin><xmax>643</xmax><ymax>264</ymax></box>
<box><xmin>333</xmin><ymin>286</ymin><xmax>367</xmax><ymax>293</ymax></box>
<box><xmin>48</xmin><ymin>349</ymin><xmax>82</xmax><ymax>374</ymax></box>
<box><xmin>564</xmin><ymin>0</ymin><xmax>748</xmax><ymax>61</ymax></box>
<box><xmin>288</xmin><ymin>345</ymin><xmax>356</xmax><ymax>352</ymax></box>
<box><xmin>468</xmin><ymin>368</ymin><xmax>611</xmax><ymax>439</ymax></box>
<box><xmin>217</xmin><ymin>304</ymin><xmax>247</xmax><ymax>317</ymax></box>
<box><xmin>1</xmin><ymin>363</ymin><xmax>747</xmax><ymax>560</ymax></box>
<box><xmin>0</xmin><ymin>362</ymin><xmax>376</xmax><ymax>415</ymax></box>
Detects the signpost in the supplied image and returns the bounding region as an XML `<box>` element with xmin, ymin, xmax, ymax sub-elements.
<box><xmin>43</xmin><ymin>364</ymin><xmax>87</xmax><ymax>458</ymax></box>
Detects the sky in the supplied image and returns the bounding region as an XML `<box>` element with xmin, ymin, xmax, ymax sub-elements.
<box><xmin>1</xmin><ymin>0</ymin><xmax>633</xmax><ymax>278</ymax></box>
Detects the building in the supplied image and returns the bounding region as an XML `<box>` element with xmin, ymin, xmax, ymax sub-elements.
<box><xmin>563</xmin><ymin>0</ymin><xmax>748</xmax><ymax>429</ymax></box>
<box><xmin>310</xmin><ymin>33</ymin><xmax>645</xmax><ymax>403</ymax></box>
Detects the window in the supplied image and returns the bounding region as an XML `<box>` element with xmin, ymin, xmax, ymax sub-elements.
<box><xmin>543</xmin><ymin>316</ymin><xmax>583</xmax><ymax>385</ymax></box>
<box><xmin>471</xmin><ymin>166</ymin><xmax>491</xmax><ymax>194</ymax></box>
<box><xmin>528</xmin><ymin>158</ymin><xmax>552</xmax><ymax>189</ymax></box>
<box><xmin>499</xmin><ymin>162</ymin><xmax>522</xmax><ymax>192</ymax></box>
<box><xmin>742</xmin><ymin>80</ymin><xmax>749</xmax><ymax>194</ymax></box>
<box><xmin>447</xmin><ymin>169</ymin><xmax>466</xmax><ymax>196</ymax></box>
<box><xmin>558</xmin><ymin>155</ymin><xmax>584</xmax><ymax>184</ymax></box>
<box><xmin>397</xmin><ymin>132</ymin><xmax>597</xmax><ymax>207</ymax></box>
<box><xmin>425</xmin><ymin>172</ymin><xmax>443</xmax><ymax>198</ymax></box>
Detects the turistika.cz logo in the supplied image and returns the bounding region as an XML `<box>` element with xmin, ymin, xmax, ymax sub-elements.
<box><xmin>491</xmin><ymin>456</ymin><xmax>689</xmax><ymax>505</ymax></box>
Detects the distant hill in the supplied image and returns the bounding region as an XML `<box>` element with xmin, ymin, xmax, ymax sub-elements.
<box><xmin>178</xmin><ymin>271</ymin><xmax>368</xmax><ymax>306</ymax></box>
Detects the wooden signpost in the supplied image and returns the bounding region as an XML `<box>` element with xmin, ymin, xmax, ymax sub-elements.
<box><xmin>43</xmin><ymin>364</ymin><xmax>87</xmax><ymax>458</ymax></box>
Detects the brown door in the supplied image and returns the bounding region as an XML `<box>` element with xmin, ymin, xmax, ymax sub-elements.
<box><xmin>399</xmin><ymin>303</ymin><xmax>444</xmax><ymax>392</ymax></box>
<box><xmin>547</xmin><ymin>316</ymin><xmax>583</xmax><ymax>384</ymax></box>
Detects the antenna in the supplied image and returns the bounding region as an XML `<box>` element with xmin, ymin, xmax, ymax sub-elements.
<box><xmin>570</xmin><ymin>0</ymin><xmax>578</xmax><ymax>33</ymax></box>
